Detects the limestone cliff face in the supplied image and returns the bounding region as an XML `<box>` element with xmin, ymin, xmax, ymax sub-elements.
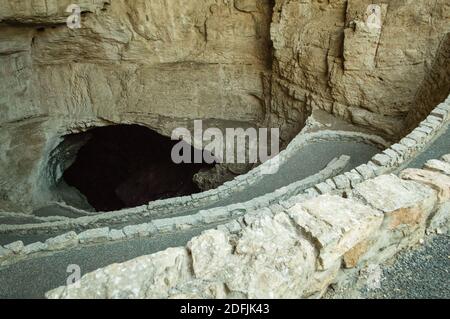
<box><xmin>270</xmin><ymin>0</ymin><xmax>450</xmax><ymax>139</ymax></box>
<box><xmin>0</xmin><ymin>0</ymin><xmax>274</xmax><ymax>211</ymax></box>
<box><xmin>405</xmin><ymin>33</ymin><xmax>450</xmax><ymax>130</ymax></box>
<box><xmin>1</xmin><ymin>0</ymin><xmax>273</xmax><ymax>128</ymax></box>
<box><xmin>0</xmin><ymin>0</ymin><xmax>449</xmax><ymax>211</ymax></box>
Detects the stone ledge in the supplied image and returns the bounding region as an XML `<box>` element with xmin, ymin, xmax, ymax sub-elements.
<box><xmin>442</xmin><ymin>154</ymin><xmax>450</xmax><ymax>163</ymax></box>
<box><xmin>424</xmin><ymin>159</ymin><xmax>450</xmax><ymax>176</ymax></box>
<box><xmin>349</xmin><ymin>174</ymin><xmax>440</xmax><ymax>266</ymax></box>
<box><xmin>352</xmin><ymin>174</ymin><xmax>437</xmax><ymax>216</ymax></box>
<box><xmin>400</xmin><ymin>169</ymin><xmax>450</xmax><ymax>204</ymax></box>
<box><xmin>4</xmin><ymin>241</ymin><xmax>24</xmax><ymax>254</ymax></box>
<box><xmin>44</xmin><ymin>161</ymin><xmax>450</xmax><ymax>299</ymax></box>
<box><xmin>0</xmin><ymin>246</ymin><xmax>13</xmax><ymax>262</ymax></box>
<box><xmin>23</xmin><ymin>242</ymin><xmax>47</xmax><ymax>255</ymax></box>
<box><xmin>78</xmin><ymin>228</ymin><xmax>110</xmax><ymax>244</ymax></box>
<box><xmin>1</xmin><ymin>97</ymin><xmax>449</xmax><ymax>272</ymax></box>
<box><xmin>45</xmin><ymin>232</ymin><xmax>79</xmax><ymax>251</ymax></box>
<box><xmin>288</xmin><ymin>195</ymin><xmax>383</xmax><ymax>270</ymax></box>
<box><xmin>0</xmin><ymin>131</ymin><xmax>384</xmax><ymax>236</ymax></box>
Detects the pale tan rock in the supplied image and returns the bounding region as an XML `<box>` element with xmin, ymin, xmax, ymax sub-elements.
<box><xmin>343</xmin><ymin>239</ymin><xmax>372</xmax><ymax>269</ymax></box>
<box><xmin>343</xmin><ymin>20</ymin><xmax>382</xmax><ymax>71</ymax></box>
<box><xmin>187</xmin><ymin>230</ymin><xmax>233</xmax><ymax>281</ymax></box>
<box><xmin>188</xmin><ymin>212</ymin><xmax>320</xmax><ymax>299</ymax></box>
<box><xmin>168</xmin><ymin>280</ymin><xmax>229</xmax><ymax>299</ymax></box>
<box><xmin>46</xmin><ymin>247</ymin><xmax>193</xmax><ymax>299</ymax></box>
<box><xmin>348</xmin><ymin>107</ymin><xmax>405</xmax><ymax>137</ymax></box>
<box><xmin>353</xmin><ymin>175</ymin><xmax>437</xmax><ymax>229</ymax></box>
<box><xmin>442</xmin><ymin>154</ymin><xmax>450</xmax><ymax>163</ymax></box>
<box><xmin>0</xmin><ymin>246</ymin><xmax>13</xmax><ymax>262</ymax></box>
<box><xmin>4</xmin><ymin>241</ymin><xmax>24</xmax><ymax>254</ymax></box>
<box><xmin>352</xmin><ymin>174</ymin><xmax>438</xmax><ymax>258</ymax></box>
<box><xmin>428</xmin><ymin>202</ymin><xmax>450</xmax><ymax>235</ymax></box>
<box><xmin>287</xmin><ymin>195</ymin><xmax>383</xmax><ymax>270</ymax></box>
<box><xmin>405</xmin><ymin>33</ymin><xmax>450</xmax><ymax>129</ymax></box>
<box><xmin>424</xmin><ymin>159</ymin><xmax>450</xmax><ymax>176</ymax></box>
<box><xmin>303</xmin><ymin>261</ymin><xmax>341</xmax><ymax>299</ymax></box>
<box><xmin>45</xmin><ymin>231</ymin><xmax>78</xmax><ymax>251</ymax></box>
<box><xmin>225</xmin><ymin>213</ymin><xmax>317</xmax><ymax>298</ymax></box>
<box><xmin>400</xmin><ymin>169</ymin><xmax>450</xmax><ymax>203</ymax></box>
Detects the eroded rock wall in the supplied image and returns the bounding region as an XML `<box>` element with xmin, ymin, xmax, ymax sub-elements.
<box><xmin>405</xmin><ymin>32</ymin><xmax>450</xmax><ymax>131</ymax></box>
<box><xmin>0</xmin><ymin>0</ymin><xmax>449</xmax><ymax>212</ymax></box>
<box><xmin>269</xmin><ymin>0</ymin><xmax>450</xmax><ymax>138</ymax></box>
<box><xmin>0</xmin><ymin>0</ymin><xmax>274</xmax><ymax>211</ymax></box>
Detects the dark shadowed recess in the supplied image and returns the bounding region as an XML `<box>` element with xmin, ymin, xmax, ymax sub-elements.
<box><xmin>63</xmin><ymin>124</ymin><xmax>215</xmax><ymax>212</ymax></box>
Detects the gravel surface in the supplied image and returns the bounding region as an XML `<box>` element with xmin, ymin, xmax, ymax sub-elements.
<box><xmin>363</xmin><ymin>234</ymin><xmax>450</xmax><ymax>299</ymax></box>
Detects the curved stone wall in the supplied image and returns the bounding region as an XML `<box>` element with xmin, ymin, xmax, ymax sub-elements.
<box><xmin>1</xmin><ymin>0</ymin><xmax>450</xmax><ymax>212</ymax></box>
<box><xmin>43</xmin><ymin>153</ymin><xmax>450</xmax><ymax>299</ymax></box>
<box><xmin>1</xmin><ymin>1</ymin><xmax>450</xmax><ymax>298</ymax></box>
<box><xmin>1</xmin><ymin>95</ymin><xmax>449</xmax><ymax>270</ymax></box>
<box><xmin>0</xmin><ymin>130</ymin><xmax>387</xmax><ymax>237</ymax></box>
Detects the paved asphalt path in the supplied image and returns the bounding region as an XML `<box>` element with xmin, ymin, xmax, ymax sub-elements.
<box><xmin>0</xmin><ymin>226</ymin><xmax>214</xmax><ymax>299</ymax></box>
<box><xmin>0</xmin><ymin>140</ymin><xmax>379</xmax><ymax>298</ymax></box>
<box><xmin>0</xmin><ymin>140</ymin><xmax>379</xmax><ymax>246</ymax></box>
<box><xmin>331</xmin><ymin>123</ymin><xmax>450</xmax><ymax>299</ymax></box>
<box><xmin>367</xmin><ymin>123</ymin><xmax>450</xmax><ymax>299</ymax></box>
<box><xmin>405</xmin><ymin>125</ymin><xmax>450</xmax><ymax>169</ymax></box>
<box><xmin>2</xmin><ymin>123</ymin><xmax>450</xmax><ymax>299</ymax></box>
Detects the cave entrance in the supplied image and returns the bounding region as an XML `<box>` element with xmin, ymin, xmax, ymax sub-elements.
<box><xmin>59</xmin><ymin>124</ymin><xmax>215</xmax><ymax>212</ymax></box>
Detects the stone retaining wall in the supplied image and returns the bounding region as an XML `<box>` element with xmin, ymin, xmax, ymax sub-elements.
<box><xmin>0</xmin><ymin>155</ymin><xmax>351</xmax><ymax>267</ymax></box>
<box><xmin>1</xmin><ymin>94</ymin><xmax>449</xmax><ymax>267</ymax></box>
<box><xmin>43</xmin><ymin>153</ymin><xmax>450</xmax><ymax>299</ymax></box>
<box><xmin>0</xmin><ymin>130</ymin><xmax>387</xmax><ymax>236</ymax></box>
<box><xmin>308</xmin><ymin>94</ymin><xmax>450</xmax><ymax>197</ymax></box>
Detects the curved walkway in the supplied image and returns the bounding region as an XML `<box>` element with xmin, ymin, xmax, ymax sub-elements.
<box><xmin>0</xmin><ymin>139</ymin><xmax>380</xmax><ymax>245</ymax></box>
<box><xmin>0</xmin><ymin>138</ymin><xmax>382</xmax><ymax>298</ymax></box>
<box><xmin>1</xmin><ymin>110</ymin><xmax>448</xmax><ymax>298</ymax></box>
<box><xmin>324</xmin><ymin>124</ymin><xmax>450</xmax><ymax>299</ymax></box>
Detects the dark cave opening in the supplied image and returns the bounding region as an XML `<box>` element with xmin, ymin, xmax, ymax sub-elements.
<box><xmin>62</xmin><ymin>124</ymin><xmax>215</xmax><ymax>212</ymax></box>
